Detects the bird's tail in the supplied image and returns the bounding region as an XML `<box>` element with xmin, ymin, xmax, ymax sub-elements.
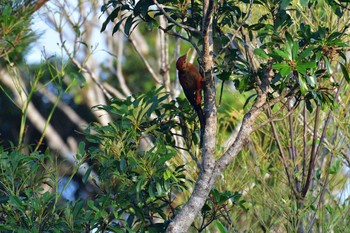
<box><xmin>194</xmin><ymin>104</ymin><xmax>205</xmax><ymax>132</ymax></box>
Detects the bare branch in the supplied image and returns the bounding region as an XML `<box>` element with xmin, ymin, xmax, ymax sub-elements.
<box><xmin>166</xmin><ymin>0</ymin><xmax>215</xmax><ymax>231</ymax></box>
<box><xmin>128</xmin><ymin>36</ymin><xmax>162</xmax><ymax>84</ymax></box>
<box><xmin>302</xmin><ymin>77</ymin><xmax>344</xmax><ymax>197</ymax></box>
<box><xmin>61</xmin><ymin>42</ymin><xmax>113</xmax><ymax>100</ymax></box>
<box><xmin>267</xmin><ymin>107</ymin><xmax>302</xmax><ymax>199</ymax></box>
<box><xmin>115</xmin><ymin>31</ymin><xmax>132</xmax><ymax>96</ymax></box>
<box><xmin>159</xmin><ymin>16</ymin><xmax>171</xmax><ymax>92</ymax></box>
<box><xmin>103</xmin><ymin>82</ymin><xmax>126</xmax><ymax>99</ymax></box>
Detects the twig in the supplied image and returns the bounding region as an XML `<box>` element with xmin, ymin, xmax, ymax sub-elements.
<box><xmin>61</xmin><ymin>41</ymin><xmax>113</xmax><ymax>100</ymax></box>
<box><xmin>302</xmin><ymin>77</ymin><xmax>344</xmax><ymax>197</ymax></box>
<box><xmin>307</xmin><ymin>151</ymin><xmax>335</xmax><ymax>232</ymax></box>
<box><xmin>102</xmin><ymin>82</ymin><xmax>125</xmax><ymax>99</ymax></box>
<box><xmin>158</xmin><ymin>26</ymin><xmax>201</xmax><ymax>56</ymax></box>
<box><xmin>267</xmin><ymin>107</ymin><xmax>302</xmax><ymax>199</ymax></box>
<box><xmin>252</xmin><ymin>98</ymin><xmax>297</xmax><ymax>131</ymax></box>
<box><xmin>116</xmin><ymin>31</ymin><xmax>132</xmax><ymax>96</ymax></box>
<box><xmin>128</xmin><ymin>36</ymin><xmax>162</xmax><ymax>84</ymax></box>
<box><xmin>218</xmin><ymin>0</ymin><xmax>253</xmax><ymax>55</ymax></box>
<box><xmin>153</xmin><ymin>0</ymin><xmax>202</xmax><ymax>35</ymax></box>
<box><xmin>302</xmin><ymin>105</ymin><xmax>320</xmax><ymax>197</ymax></box>
<box><xmin>159</xmin><ymin>16</ymin><xmax>171</xmax><ymax>92</ymax></box>
<box><xmin>302</xmin><ymin>103</ymin><xmax>307</xmax><ymax>182</ymax></box>
<box><xmin>37</xmin><ymin>83</ymin><xmax>89</xmax><ymax>130</ymax></box>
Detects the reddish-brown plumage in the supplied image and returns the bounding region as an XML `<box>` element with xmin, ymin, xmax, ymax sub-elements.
<box><xmin>176</xmin><ymin>49</ymin><xmax>205</xmax><ymax>130</ymax></box>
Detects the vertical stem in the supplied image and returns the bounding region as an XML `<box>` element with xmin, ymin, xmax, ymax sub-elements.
<box><xmin>302</xmin><ymin>105</ymin><xmax>320</xmax><ymax>197</ymax></box>
<box><xmin>302</xmin><ymin>103</ymin><xmax>307</xmax><ymax>183</ymax></box>
<box><xmin>288</xmin><ymin>101</ymin><xmax>296</xmax><ymax>163</ymax></box>
<box><xmin>267</xmin><ymin>107</ymin><xmax>300</xmax><ymax>198</ymax></box>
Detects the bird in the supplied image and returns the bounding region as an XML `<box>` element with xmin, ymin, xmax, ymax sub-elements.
<box><xmin>176</xmin><ymin>49</ymin><xmax>205</xmax><ymax>131</ymax></box>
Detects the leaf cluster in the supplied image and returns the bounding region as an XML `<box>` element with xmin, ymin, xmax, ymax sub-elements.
<box><xmin>83</xmin><ymin>88</ymin><xmax>197</xmax><ymax>231</ymax></box>
<box><xmin>0</xmin><ymin>3</ymin><xmax>36</xmax><ymax>60</ymax></box>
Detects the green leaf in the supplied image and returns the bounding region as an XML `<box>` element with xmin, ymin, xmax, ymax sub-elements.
<box><xmin>254</xmin><ymin>48</ymin><xmax>269</xmax><ymax>59</ymax></box>
<box><xmin>134</xmin><ymin>0</ymin><xmax>151</xmax><ymax>17</ymax></box>
<box><xmin>215</xmin><ymin>220</ymin><xmax>228</xmax><ymax>233</ymax></box>
<box><xmin>272</xmin><ymin>63</ymin><xmax>289</xmax><ymax>69</ymax></box>
<box><xmin>148</xmin><ymin>185</ymin><xmax>155</xmax><ymax>200</ymax></box>
<box><xmin>299</xmin><ymin>46</ymin><xmax>316</xmax><ymax>59</ymax></box>
<box><xmin>101</xmin><ymin>6</ymin><xmax>121</xmax><ymax>32</ymax></box>
<box><xmin>296</xmin><ymin>61</ymin><xmax>316</xmax><ymax>74</ymax></box>
<box><xmin>292</xmin><ymin>41</ymin><xmax>299</xmax><ymax>60</ymax></box>
<box><xmin>329</xmin><ymin>159</ymin><xmax>341</xmax><ymax>174</ymax></box>
<box><xmin>306</xmin><ymin>75</ymin><xmax>317</xmax><ymax>88</ymax></box>
<box><xmin>82</xmin><ymin>165</ymin><xmax>93</xmax><ymax>184</ymax></box>
<box><xmin>156</xmin><ymin>182</ymin><xmax>163</xmax><ymax>196</ymax></box>
<box><xmin>124</xmin><ymin>15</ymin><xmax>134</xmax><ymax>36</ymax></box>
<box><xmin>217</xmin><ymin>71</ymin><xmax>232</xmax><ymax>81</ymax></box>
<box><xmin>87</xmin><ymin>200</ymin><xmax>99</xmax><ymax>212</ymax></box>
<box><xmin>243</xmin><ymin>93</ymin><xmax>257</xmax><ymax>109</ymax></box>
<box><xmin>273</xmin><ymin>63</ymin><xmax>291</xmax><ymax>76</ymax></box>
<box><xmin>274</xmin><ymin>49</ymin><xmax>290</xmax><ymax>60</ymax></box>
<box><xmin>298</xmin><ymin>75</ymin><xmax>308</xmax><ymax>95</ymax></box>
<box><xmin>248</xmin><ymin>23</ymin><xmax>266</xmax><ymax>30</ymax></box>
<box><xmin>285</xmin><ymin>31</ymin><xmax>293</xmax><ymax>45</ymax></box>
<box><xmin>280</xmin><ymin>0</ymin><xmax>291</xmax><ymax>10</ymax></box>
<box><xmin>112</xmin><ymin>17</ymin><xmax>126</xmax><ymax>35</ymax></box>
<box><xmin>9</xmin><ymin>195</ymin><xmax>24</xmax><ymax>209</ymax></box>
<box><xmin>163</xmin><ymin>169</ymin><xmax>172</xmax><ymax>180</ymax></box>
<box><xmin>305</xmin><ymin>99</ymin><xmax>313</xmax><ymax>112</ymax></box>
<box><xmin>340</xmin><ymin>63</ymin><xmax>350</xmax><ymax>83</ymax></box>
<box><xmin>323</xmin><ymin>56</ymin><xmax>333</xmax><ymax>74</ymax></box>
<box><xmin>280</xmin><ymin>65</ymin><xmax>292</xmax><ymax>76</ymax></box>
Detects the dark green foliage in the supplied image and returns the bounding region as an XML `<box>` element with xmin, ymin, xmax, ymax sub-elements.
<box><xmin>196</xmin><ymin>188</ymin><xmax>245</xmax><ymax>232</ymax></box>
<box><xmin>0</xmin><ymin>149</ymin><xmax>58</xmax><ymax>232</ymax></box>
<box><xmin>0</xmin><ymin>2</ymin><xmax>36</xmax><ymax>61</ymax></box>
<box><xmin>0</xmin><ymin>88</ymin><xmax>197</xmax><ymax>232</ymax></box>
<box><xmin>82</xmin><ymin>88</ymin><xmax>193</xmax><ymax>232</ymax></box>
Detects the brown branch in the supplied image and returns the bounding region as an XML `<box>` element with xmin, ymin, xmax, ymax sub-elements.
<box><xmin>302</xmin><ymin>103</ymin><xmax>307</xmax><ymax>182</ymax></box>
<box><xmin>252</xmin><ymin>94</ymin><xmax>298</xmax><ymax>131</ymax></box>
<box><xmin>32</xmin><ymin>0</ymin><xmax>50</xmax><ymax>11</ymax></box>
<box><xmin>158</xmin><ymin>26</ymin><xmax>201</xmax><ymax>56</ymax></box>
<box><xmin>302</xmin><ymin>77</ymin><xmax>344</xmax><ymax>197</ymax></box>
<box><xmin>267</xmin><ymin>107</ymin><xmax>302</xmax><ymax>199</ymax></box>
<box><xmin>166</xmin><ymin>0</ymin><xmax>215</xmax><ymax>231</ymax></box>
<box><xmin>302</xmin><ymin>105</ymin><xmax>320</xmax><ymax>197</ymax></box>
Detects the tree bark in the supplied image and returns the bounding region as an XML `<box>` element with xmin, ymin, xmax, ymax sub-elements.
<box><xmin>166</xmin><ymin>0</ymin><xmax>215</xmax><ymax>231</ymax></box>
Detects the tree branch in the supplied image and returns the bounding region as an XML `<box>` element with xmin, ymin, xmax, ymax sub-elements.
<box><xmin>128</xmin><ymin>36</ymin><xmax>162</xmax><ymax>85</ymax></box>
<box><xmin>153</xmin><ymin>0</ymin><xmax>202</xmax><ymax>35</ymax></box>
<box><xmin>166</xmin><ymin>0</ymin><xmax>215</xmax><ymax>231</ymax></box>
<box><xmin>267</xmin><ymin>107</ymin><xmax>302</xmax><ymax>199</ymax></box>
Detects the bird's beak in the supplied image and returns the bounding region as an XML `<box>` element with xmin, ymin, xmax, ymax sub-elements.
<box><xmin>185</xmin><ymin>48</ymin><xmax>191</xmax><ymax>61</ymax></box>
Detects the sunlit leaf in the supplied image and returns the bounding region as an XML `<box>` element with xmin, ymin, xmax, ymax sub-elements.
<box><xmin>298</xmin><ymin>75</ymin><xmax>308</xmax><ymax>95</ymax></box>
<box><xmin>340</xmin><ymin>63</ymin><xmax>350</xmax><ymax>83</ymax></box>
<box><xmin>215</xmin><ymin>220</ymin><xmax>228</xmax><ymax>233</ymax></box>
<box><xmin>274</xmin><ymin>49</ymin><xmax>290</xmax><ymax>60</ymax></box>
<box><xmin>254</xmin><ymin>48</ymin><xmax>269</xmax><ymax>59</ymax></box>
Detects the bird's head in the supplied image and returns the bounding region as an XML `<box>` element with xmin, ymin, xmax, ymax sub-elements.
<box><xmin>176</xmin><ymin>48</ymin><xmax>191</xmax><ymax>71</ymax></box>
